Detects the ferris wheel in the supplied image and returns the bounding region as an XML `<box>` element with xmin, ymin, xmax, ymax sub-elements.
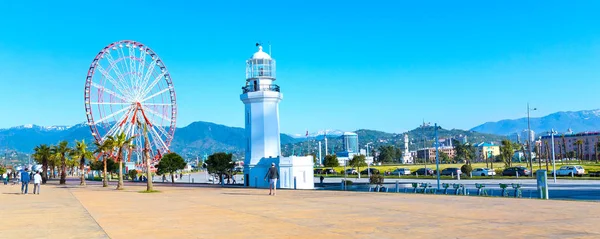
<box><xmin>84</xmin><ymin>40</ymin><xmax>177</xmax><ymax>164</ymax></box>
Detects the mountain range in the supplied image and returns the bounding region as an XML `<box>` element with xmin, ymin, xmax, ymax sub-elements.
<box><xmin>2</xmin><ymin>109</ymin><xmax>599</xmax><ymax>162</ymax></box>
<box><xmin>470</xmin><ymin>109</ymin><xmax>600</xmax><ymax>136</ymax></box>
<box><xmin>0</xmin><ymin>122</ymin><xmax>503</xmax><ymax>161</ymax></box>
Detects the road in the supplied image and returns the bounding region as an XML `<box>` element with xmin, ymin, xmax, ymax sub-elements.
<box><xmin>93</xmin><ymin>172</ymin><xmax>600</xmax><ymax>201</ymax></box>
<box><xmin>315</xmin><ymin>177</ymin><xmax>600</xmax><ymax>201</ymax></box>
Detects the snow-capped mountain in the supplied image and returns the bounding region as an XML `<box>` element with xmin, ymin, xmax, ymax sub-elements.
<box><xmin>471</xmin><ymin>109</ymin><xmax>600</xmax><ymax>135</ymax></box>
<box><xmin>6</xmin><ymin>124</ymin><xmax>71</xmax><ymax>131</ymax></box>
<box><xmin>291</xmin><ymin>129</ymin><xmax>345</xmax><ymax>139</ymax></box>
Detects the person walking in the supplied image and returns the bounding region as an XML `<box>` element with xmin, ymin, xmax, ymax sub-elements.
<box><xmin>264</xmin><ymin>163</ymin><xmax>279</xmax><ymax>196</ymax></box>
<box><xmin>2</xmin><ymin>172</ymin><xmax>7</xmax><ymax>185</ymax></box>
<box><xmin>33</xmin><ymin>171</ymin><xmax>42</xmax><ymax>194</ymax></box>
<box><xmin>20</xmin><ymin>168</ymin><xmax>31</xmax><ymax>194</ymax></box>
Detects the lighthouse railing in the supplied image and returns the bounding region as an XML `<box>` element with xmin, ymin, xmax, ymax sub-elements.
<box><xmin>242</xmin><ymin>84</ymin><xmax>280</xmax><ymax>94</ymax></box>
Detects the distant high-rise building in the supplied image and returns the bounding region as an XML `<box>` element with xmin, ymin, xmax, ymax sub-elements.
<box><xmin>341</xmin><ymin>132</ymin><xmax>359</xmax><ymax>153</ymax></box>
<box><xmin>521</xmin><ymin>129</ymin><xmax>535</xmax><ymax>143</ymax></box>
<box><xmin>509</xmin><ymin>132</ymin><xmax>521</xmax><ymax>143</ymax></box>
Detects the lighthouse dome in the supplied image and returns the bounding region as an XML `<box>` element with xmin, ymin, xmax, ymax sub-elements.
<box><xmin>252</xmin><ymin>46</ymin><xmax>271</xmax><ymax>60</ymax></box>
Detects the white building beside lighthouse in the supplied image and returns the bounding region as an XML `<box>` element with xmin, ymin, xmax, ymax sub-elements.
<box><xmin>241</xmin><ymin>45</ymin><xmax>314</xmax><ymax>189</ymax></box>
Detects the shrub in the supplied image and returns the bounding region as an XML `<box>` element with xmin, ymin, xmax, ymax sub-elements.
<box><xmin>494</xmin><ymin>168</ymin><xmax>504</xmax><ymax>176</ymax></box>
<box><xmin>128</xmin><ymin>169</ymin><xmax>138</xmax><ymax>181</ymax></box>
<box><xmin>461</xmin><ymin>164</ymin><xmax>473</xmax><ymax>176</ymax></box>
<box><xmin>369</xmin><ymin>174</ymin><xmax>384</xmax><ymax>185</ymax></box>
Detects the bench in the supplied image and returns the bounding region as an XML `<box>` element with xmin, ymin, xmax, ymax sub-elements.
<box><xmin>475</xmin><ymin>183</ymin><xmax>488</xmax><ymax>196</ymax></box>
<box><xmin>452</xmin><ymin>183</ymin><xmax>466</xmax><ymax>195</ymax></box>
<box><xmin>511</xmin><ymin>183</ymin><xmax>522</xmax><ymax>198</ymax></box>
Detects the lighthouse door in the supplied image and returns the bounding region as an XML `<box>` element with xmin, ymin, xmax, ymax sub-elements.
<box><xmin>253</xmin><ymin>80</ymin><xmax>257</xmax><ymax>91</ymax></box>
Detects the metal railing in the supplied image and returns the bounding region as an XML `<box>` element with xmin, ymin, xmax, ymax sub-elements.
<box><xmin>242</xmin><ymin>84</ymin><xmax>280</xmax><ymax>93</ymax></box>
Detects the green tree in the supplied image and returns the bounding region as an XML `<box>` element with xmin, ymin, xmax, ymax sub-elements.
<box><xmin>439</xmin><ymin>151</ymin><xmax>451</xmax><ymax>164</ymax></box>
<box><xmin>51</xmin><ymin>141</ymin><xmax>71</xmax><ymax>185</ymax></box>
<box><xmin>111</xmin><ymin>132</ymin><xmax>135</xmax><ymax>190</ymax></box>
<box><xmin>94</xmin><ymin>138</ymin><xmax>114</xmax><ymax>187</ymax></box>
<box><xmin>205</xmin><ymin>152</ymin><xmax>233</xmax><ymax>184</ymax></box>
<box><xmin>0</xmin><ymin>166</ymin><xmax>6</xmax><ymax>175</ymax></box>
<box><xmin>348</xmin><ymin>155</ymin><xmax>367</xmax><ymax>174</ymax></box>
<box><xmin>33</xmin><ymin>144</ymin><xmax>51</xmax><ymax>184</ymax></box>
<box><xmin>453</xmin><ymin>140</ymin><xmax>475</xmax><ymax>164</ymax></box>
<box><xmin>323</xmin><ymin>155</ymin><xmax>339</xmax><ymax>167</ymax></box>
<box><xmin>377</xmin><ymin>145</ymin><xmax>399</xmax><ymax>163</ymax></box>
<box><xmin>71</xmin><ymin>140</ymin><xmax>94</xmax><ymax>186</ymax></box>
<box><xmin>500</xmin><ymin>140</ymin><xmax>514</xmax><ymax>168</ymax></box>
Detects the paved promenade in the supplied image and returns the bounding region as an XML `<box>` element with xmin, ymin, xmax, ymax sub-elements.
<box><xmin>1</xmin><ymin>180</ymin><xmax>599</xmax><ymax>239</ymax></box>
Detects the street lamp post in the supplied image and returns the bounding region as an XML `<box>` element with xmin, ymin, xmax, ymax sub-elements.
<box><xmin>435</xmin><ymin>123</ymin><xmax>440</xmax><ymax>190</ymax></box>
<box><xmin>421</xmin><ymin>122</ymin><xmax>430</xmax><ymax>176</ymax></box>
<box><xmin>551</xmin><ymin>129</ymin><xmax>557</xmax><ymax>183</ymax></box>
<box><xmin>366</xmin><ymin>142</ymin><xmax>373</xmax><ymax>179</ymax></box>
<box><xmin>527</xmin><ymin>103</ymin><xmax>537</xmax><ymax>176</ymax></box>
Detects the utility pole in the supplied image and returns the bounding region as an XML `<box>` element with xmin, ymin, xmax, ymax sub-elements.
<box><xmin>551</xmin><ymin>129</ymin><xmax>557</xmax><ymax>183</ymax></box>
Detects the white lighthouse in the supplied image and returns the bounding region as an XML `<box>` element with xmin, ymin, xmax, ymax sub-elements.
<box><xmin>241</xmin><ymin>45</ymin><xmax>314</xmax><ymax>189</ymax></box>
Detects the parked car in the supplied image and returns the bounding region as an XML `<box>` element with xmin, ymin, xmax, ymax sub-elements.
<box><xmin>502</xmin><ymin>167</ymin><xmax>531</xmax><ymax>176</ymax></box>
<box><xmin>322</xmin><ymin>168</ymin><xmax>337</xmax><ymax>175</ymax></box>
<box><xmin>554</xmin><ymin>165</ymin><xmax>585</xmax><ymax>176</ymax></box>
<box><xmin>345</xmin><ymin>168</ymin><xmax>358</xmax><ymax>175</ymax></box>
<box><xmin>391</xmin><ymin>168</ymin><xmax>411</xmax><ymax>175</ymax></box>
<box><xmin>314</xmin><ymin>168</ymin><xmax>324</xmax><ymax>174</ymax></box>
<box><xmin>472</xmin><ymin>168</ymin><xmax>496</xmax><ymax>176</ymax></box>
<box><xmin>234</xmin><ymin>166</ymin><xmax>244</xmax><ymax>173</ymax></box>
<box><xmin>440</xmin><ymin>168</ymin><xmax>462</xmax><ymax>176</ymax></box>
<box><xmin>360</xmin><ymin>168</ymin><xmax>380</xmax><ymax>175</ymax></box>
<box><xmin>414</xmin><ymin>168</ymin><xmax>434</xmax><ymax>176</ymax></box>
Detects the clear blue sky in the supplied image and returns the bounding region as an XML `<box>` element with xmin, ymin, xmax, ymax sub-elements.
<box><xmin>1</xmin><ymin>0</ymin><xmax>599</xmax><ymax>135</ymax></box>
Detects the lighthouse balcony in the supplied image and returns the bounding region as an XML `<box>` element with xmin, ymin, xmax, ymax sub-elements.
<box><xmin>242</xmin><ymin>84</ymin><xmax>280</xmax><ymax>93</ymax></box>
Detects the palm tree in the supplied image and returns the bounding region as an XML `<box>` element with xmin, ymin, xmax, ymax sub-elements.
<box><xmin>574</xmin><ymin>139</ymin><xmax>583</xmax><ymax>164</ymax></box>
<box><xmin>49</xmin><ymin>149</ymin><xmax>60</xmax><ymax>178</ymax></box>
<box><xmin>33</xmin><ymin>144</ymin><xmax>51</xmax><ymax>184</ymax></box>
<box><xmin>544</xmin><ymin>141</ymin><xmax>550</xmax><ymax>171</ymax></box>
<box><xmin>112</xmin><ymin>132</ymin><xmax>135</xmax><ymax>190</ymax></box>
<box><xmin>561</xmin><ymin>135</ymin><xmax>567</xmax><ymax>164</ymax></box>
<box><xmin>94</xmin><ymin>138</ymin><xmax>114</xmax><ymax>187</ymax></box>
<box><xmin>596</xmin><ymin>139</ymin><xmax>600</xmax><ymax>164</ymax></box>
<box><xmin>140</xmin><ymin>124</ymin><xmax>154</xmax><ymax>192</ymax></box>
<box><xmin>51</xmin><ymin>141</ymin><xmax>71</xmax><ymax>184</ymax></box>
<box><xmin>72</xmin><ymin>140</ymin><xmax>94</xmax><ymax>186</ymax></box>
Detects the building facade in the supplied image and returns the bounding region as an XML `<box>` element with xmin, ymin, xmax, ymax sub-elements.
<box><xmin>416</xmin><ymin>147</ymin><xmax>456</xmax><ymax>163</ymax></box>
<box><xmin>473</xmin><ymin>142</ymin><xmax>500</xmax><ymax>160</ymax></box>
<box><xmin>540</xmin><ymin>132</ymin><xmax>600</xmax><ymax>160</ymax></box>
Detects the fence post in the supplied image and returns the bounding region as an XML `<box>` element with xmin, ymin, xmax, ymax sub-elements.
<box><xmin>395</xmin><ymin>180</ymin><xmax>399</xmax><ymax>193</ymax></box>
<box><xmin>294</xmin><ymin>176</ymin><xmax>297</xmax><ymax>190</ymax></box>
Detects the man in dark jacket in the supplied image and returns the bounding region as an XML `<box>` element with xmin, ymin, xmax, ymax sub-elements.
<box><xmin>264</xmin><ymin>163</ymin><xmax>279</xmax><ymax>196</ymax></box>
<box><xmin>21</xmin><ymin>168</ymin><xmax>31</xmax><ymax>194</ymax></box>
